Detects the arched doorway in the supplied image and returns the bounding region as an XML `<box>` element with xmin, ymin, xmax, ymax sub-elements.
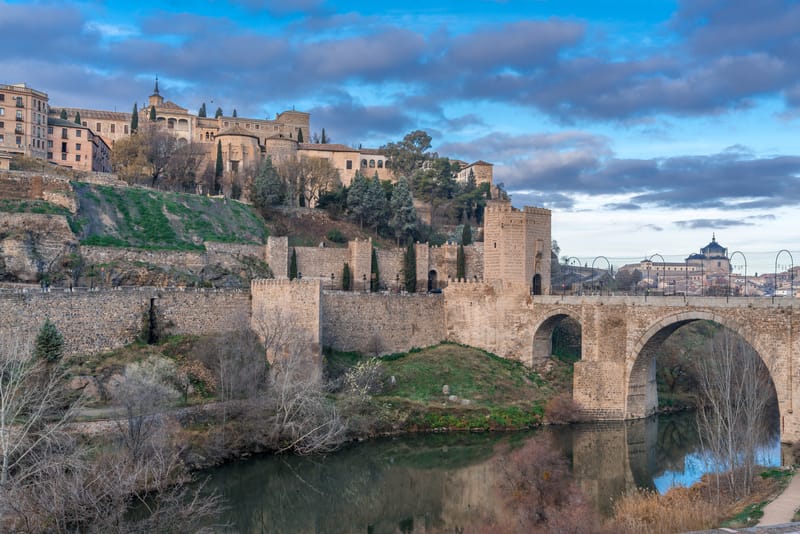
<box><xmin>532</xmin><ymin>274</ymin><xmax>543</xmax><ymax>295</ymax></box>
<box><xmin>531</xmin><ymin>312</ymin><xmax>582</xmax><ymax>366</ymax></box>
<box><xmin>428</xmin><ymin>270</ymin><xmax>438</xmax><ymax>292</ymax></box>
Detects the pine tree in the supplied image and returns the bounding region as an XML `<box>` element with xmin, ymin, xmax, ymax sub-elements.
<box><xmin>403</xmin><ymin>240</ymin><xmax>417</xmax><ymax>293</ymax></box>
<box><xmin>59</xmin><ymin>109</ymin><xmax>67</xmax><ymax>120</ymax></box>
<box><xmin>215</xmin><ymin>141</ymin><xmax>223</xmax><ymax>179</ymax></box>
<box><xmin>462</xmin><ymin>223</ymin><xmax>472</xmax><ymax>246</ymax></box>
<box><xmin>321</xmin><ymin>128</ymin><xmax>328</xmax><ymax>144</ymax></box>
<box><xmin>215</xmin><ymin>107</ymin><xmax>223</xmax><ymax>118</ymax></box>
<box><xmin>297</xmin><ymin>128</ymin><xmax>304</xmax><ymax>143</ymax></box>
<box><xmin>289</xmin><ymin>248</ymin><xmax>298</xmax><ymax>280</ymax></box>
<box><xmin>342</xmin><ymin>262</ymin><xmax>351</xmax><ymax>291</ymax></box>
<box><xmin>131</xmin><ymin>103</ymin><xmax>139</xmax><ymax>133</ymax></box>
<box><xmin>149</xmin><ymin>105</ymin><xmax>156</xmax><ymax>121</ymax></box>
<box><xmin>457</xmin><ymin>244</ymin><xmax>466</xmax><ymax>280</ymax></box>
<box><xmin>198</xmin><ymin>102</ymin><xmax>207</xmax><ymax>117</ymax></box>
<box><xmin>251</xmin><ymin>156</ymin><xmax>284</xmax><ymax>209</ymax></box>
<box><xmin>74</xmin><ymin>111</ymin><xmax>81</xmax><ymax>125</ymax></box>
<box><xmin>389</xmin><ymin>176</ymin><xmax>418</xmax><ymax>245</ymax></box>
<box><xmin>364</xmin><ymin>175</ymin><xmax>388</xmax><ymax>230</ymax></box>
<box><xmin>370</xmin><ymin>248</ymin><xmax>380</xmax><ymax>292</ymax></box>
<box><xmin>34</xmin><ymin>319</ymin><xmax>64</xmax><ymax>363</ymax></box>
<box><xmin>347</xmin><ymin>172</ymin><xmax>369</xmax><ymax>228</ymax></box>
<box><xmin>232</xmin><ymin>109</ymin><xmax>238</xmax><ymax>118</ymax></box>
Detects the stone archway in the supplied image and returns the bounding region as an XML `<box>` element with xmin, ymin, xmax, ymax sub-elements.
<box><xmin>531</xmin><ymin>310</ymin><xmax>582</xmax><ymax>366</ymax></box>
<box><xmin>428</xmin><ymin>270</ymin><xmax>438</xmax><ymax>292</ymax></box>
<box><xmin>625</xmin><ymin>311</ymin><xmax>781</xmax><ymax>424</ymax></box>
<box><xmin>532</xmin><ymin>274</ymin><xmax>543</xmax><ymax>295</ymax></box>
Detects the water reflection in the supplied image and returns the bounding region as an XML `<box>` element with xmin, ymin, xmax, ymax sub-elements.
<box><xmin>204</xmin><ymin>413</ymin><xmax>780</xmax><ymax>532</ymax></box>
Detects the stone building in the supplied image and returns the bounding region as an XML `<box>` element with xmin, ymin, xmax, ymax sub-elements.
<box><xmin>0</xmin><ymin>83</ymin><xmax>49</xmax><ymax>161</ymax></box>
<box><xmin>46</xmin><ymin>117</ymin><xmax>112</xmax><ymax>173</ymax></box>
<box><xmin>455</xmin><ymin>160</ymin><xmax>493</xmax><ymax>186</ymax></box>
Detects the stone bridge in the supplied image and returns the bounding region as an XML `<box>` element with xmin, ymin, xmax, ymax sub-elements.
<box><xmin>443</xmin><ymin>282</ymin><xmax>800</xmax><ymax>442</ymax></box>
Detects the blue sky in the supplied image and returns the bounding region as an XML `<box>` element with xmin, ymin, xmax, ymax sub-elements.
<box><xmin>4</xmin><ymin>0</ymin><xmax>800</xmax><ymax>273</ymax></box>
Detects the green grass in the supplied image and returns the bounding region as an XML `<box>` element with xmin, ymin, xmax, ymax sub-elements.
<box><xmin>0</xmin><ymin>199</ymin><xmax>72</xmax><ymax>216</ymax></box>
<box><xmin>73</xmin><ymin>183</ymin><xmax>267</xmax><ymax>250</ymax></box>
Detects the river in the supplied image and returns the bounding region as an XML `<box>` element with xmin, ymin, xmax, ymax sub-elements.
<box><xmin>199</xmin><ymin>412</ymin><xmax>781</xmax><ymax>532</ymax></box>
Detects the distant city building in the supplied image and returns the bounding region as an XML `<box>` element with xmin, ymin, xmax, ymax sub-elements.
<box><xmin>0</xmin><ymin>83</ymin><xmax>49</xmax><ymax>161</ymax></box>
<box><xmin>46</xmin><ymin>117</ymin><xmax>112</xmax><ymax>173</ymax></box>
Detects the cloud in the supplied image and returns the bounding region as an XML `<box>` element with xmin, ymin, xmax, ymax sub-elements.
<box><xmin>307</xmin><ymin>100</ymin><xmax>415</xmax><ymax>144</ymax></box>
<box><xmin>674</xmin><ymin>218</ymin><xmax>755</xmax><ymax>229</ymax></box>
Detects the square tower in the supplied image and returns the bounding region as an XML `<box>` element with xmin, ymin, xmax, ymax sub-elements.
<box><xmin>483</xmin><ymin>200</ymin><xmax>551</xmax><ymax>294</ymax></box>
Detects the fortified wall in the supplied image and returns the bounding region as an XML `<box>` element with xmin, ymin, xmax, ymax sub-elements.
<box><xmin>0</xmin><ymin>288</ymin><xmax>250</xmax><ymax>357</ymax></box>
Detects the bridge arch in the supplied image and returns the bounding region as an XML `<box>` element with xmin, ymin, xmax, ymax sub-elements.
<box><xmin>531</xmin><ymin>308</ymin><xmax>582</xmax><ymax>365</ymax></box>
<box><xmin>625</xmin><ymin>310</ymin><xmax>780</xmax><ymax>423</ymax></box>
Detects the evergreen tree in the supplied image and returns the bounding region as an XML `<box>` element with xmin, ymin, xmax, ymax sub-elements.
<box><xmin>232</xmin><ymin>108</ymin><xmax>238</xmax><ymax>118</ymax></box>
<box><xmin>131</xmin><ymin>103</ymin><xmax>138</xmax><ymax>133</ymax></box>
<box><xmin>457</xmin><ymin>244</ymin><xmax>466</xmax><ymax>280</ymax></box>
<box><xmin>289</xmin><ymin>248</ymin><xmax>298</xmax><ymax>280</ymax></box>
<box><xmin>297</xmin><ymin>128</ymin><xmax>304</xmax><ymax>143</ymax></box>
<box><xmin>389</xmin><ymin>176</ymin><xmax>418</xmax><ymax>245</ymax></box>
<box><xmin>370</xmin><ymin>248</ymin><xmax>380</xmax><ymax>292</ymax></box>
<box><xmin>59</xmin><ymin>109</ymin><xmax>67</xmax><ymax>120</ymax></box>
<box><xmin>321</xmin><ymin>128</ymin><xmax>328</xmax><ymax>144</ymax></box>
<box><xmin>149</xmin><ymin>105</ymin><xmax>156</xmax><ymax>121</ymax></box>
<box><xmin>462</xmin><ymin>223</ymin><xmax>472</xmax><ymax>245</ymax></box>
<box><xmin>364</xmin><ymin>174</ymin><xmax>388</xmax><ymax>230</ymax></box>
<box><xmin>215</xmin><ymin>140</ymin><xmax>223</xmax><ymax>180</ymax></box>
<box><xmin>215</xmin><ymin>107</ymin><xmax>223</xmax><ymax>118</ymax></box>
<box><xmin>34</xmin><ymin>319</ymin><xmax>64</xmax><ymax>363</ymax></box>
<box><xmin>342</xmin><ymin>262</ymin><xmax>351</xmax><ymax>291</ymax></box>
<box><xmin>251</xmin><ymin>156</ymin><xmax>284</xmax><ymax>209</ymax></box>
<box><xmin>403</xmin><ymin>240</ymin><xmax>417</xmax><ymax>293</ymax></box>
<box><xmin>198</xmin><ymin>102</ymin><xmax>207</xmax><ymax>117</ymax></box>
<box><xmin>347</xmin><ymin>172</ymin><xmax>369</xmax><ymax>228</ymax></box>
<box><xmin>74</xmin><ymin>111</ymin><xmax>81</xmax><ymax>125</ymax></box>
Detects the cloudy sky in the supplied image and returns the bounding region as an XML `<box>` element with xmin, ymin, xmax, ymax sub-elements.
<box><xmin>4</xmin><ymin>0</ymin><xmax>800</xmax><ymax>274</ymax></box>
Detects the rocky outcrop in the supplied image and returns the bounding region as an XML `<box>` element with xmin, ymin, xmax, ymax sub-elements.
<box><xmin>0</xmin><ymin>213</ymin><xmax>78</xmax><ymax>283</ymax></box>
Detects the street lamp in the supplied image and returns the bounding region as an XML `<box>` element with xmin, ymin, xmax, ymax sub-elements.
<box><xmin>729</xmin><ymin>251</ymin><xmax>747</xmax><ymax>298</ymax></box>
<box><xmin>363</xmin><ymin>273</ymin><xmax>367</xmax><ymax>292</ymax></box>
<box><xmin>774</xmin><ymin>250</ymin><xmax>794</xmax><ymax>303</ymax></box>
<box><xmin>591</xmin><ymin>256</ymin><xmax>611</xmax><ymax>295</ymax></box>
<box><xmin>564</xmin><ymin>257</ymin><xmax>581</xmax><ymax>295</ymax></box>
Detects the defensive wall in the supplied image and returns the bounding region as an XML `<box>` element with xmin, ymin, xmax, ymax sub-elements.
<box><xmin>0</xmin><ymin>287</ymin><xmax>250</xmax><ymax>357</ymax></box>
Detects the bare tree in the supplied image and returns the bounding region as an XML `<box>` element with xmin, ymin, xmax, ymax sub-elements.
<box><xmin>695</xmin><ymin>327</ymin><xmax>776</xmax><ymax>500</ymax></box>
<box><xmin>277</xmin><ymin>155</ymin><xmax>341</xmax><ymax>207</ymax></box>
<box><xmin>163</xmin><ymin>141</ymin><xmax>206</xmax><ymax>192</ymax></box>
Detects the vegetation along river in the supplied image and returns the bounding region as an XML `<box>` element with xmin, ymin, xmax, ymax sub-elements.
<box><xmin>200</xmin><ymin>412</ymin><xmax>781</xmax><ymax>532</ymax></box>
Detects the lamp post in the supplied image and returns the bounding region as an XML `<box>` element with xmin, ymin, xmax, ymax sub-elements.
<box><xmin>331</xmin><ymin>272</ymin><xmax>335</xmax><ymax>290</ymax></box>
<box><xmin>774</xmin><ymin>250</ymin><xmax>794</xmax><ymax>303</ymax></box>
<box><xmin>564</xmin><ymin>257</ymin><xmax>581</xmax><ymax>296</ymax></box>
<box><xmin>591</xmin><ymin>256</ymin><xmax>611</xmax><ymax>296</ymax></box>
<box><xmin>647</xmin><ymin>254</ymin><xmax>666</xmax><ymax>297</ymax></box>
<box><xmin>363</xmin><ymin>273</ymin><xmax>367</xmax><ymax>292</ymax></box>
<box><xmin>729</xmin><ymin>251</ymin><xmax>747</xmax><ymax>299</ymax></box>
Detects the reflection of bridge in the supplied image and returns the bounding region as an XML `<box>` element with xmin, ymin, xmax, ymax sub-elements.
<box><xmin>444</xmin><ymin>287</ymin><xmax>800</xmax><ymax>442</ymax></box>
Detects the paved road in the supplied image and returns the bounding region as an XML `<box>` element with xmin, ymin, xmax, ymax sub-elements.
<box><xmin>759</xmin><ymin>471</ymin><xmax>800</xmax><ymax>526</ymax></box>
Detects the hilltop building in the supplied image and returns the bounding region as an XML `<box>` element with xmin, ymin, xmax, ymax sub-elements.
<box><xmin>0</xmin><ymin>83</ymin><xmax>49</xmax><ymax>163</ymax></box>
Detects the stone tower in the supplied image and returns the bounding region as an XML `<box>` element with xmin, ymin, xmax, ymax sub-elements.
<box><xmin>483</xmin><ymin>199</ymin><xmax>551</xmax><ymax>294</ymax></box>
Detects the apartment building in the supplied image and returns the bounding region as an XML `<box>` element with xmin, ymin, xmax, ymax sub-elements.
<box><xmin>0</xmin><ymin>83</ymin><xmax>49</xmax><ymax>160</ymax></box>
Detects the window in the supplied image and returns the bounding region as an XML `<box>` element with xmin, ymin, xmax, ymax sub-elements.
<box><xmin>15</xmin><ymin>97</ymin><xmax>23</xmax><ymax>107</ymax></box>
<box><xmin>14</xmin><ymin>125</ymin><xmax>23</xmax><ymax>134</ymax></box>
<box><xmin>47</xmin><ymin>152</ymin><xmax>52</xmax><ymax>159</ymax></box>
<box><xmin>124</xmin><ymin>125</ymin><xmax>129</xmax><ymax>134</ymax></box>
<box><xmin>82</xmin><ymin>122</ymin><xmax>87</xmax><ymax>127</ymax></box>
<box><xmin>16</xmin><ymin>110</ymin><xmax>23</xmax><ymax>120</ymax></box>
<box><xmin>75</xmin><ymin>143</ymin><xmax>81</xmax><ymax>150</ymax></box>
<box><xmin>0</xmin><ymin>122</ymin><xmax>3</xmax><ymax>129</ymax></box>
<box><xmin>0</xmin><ymin>134</ymin><xmax>3</xmax><ymax>144</ymax></box>
<box><xmin>16</xmin><ymin>135</ymin><xmax>22</xmax><ymax>145</ymax></box>
<box><xmin>346</xmin><ymin>160</ymin><xmax>352</xmax><ymax>170</ymax></box>
<box><xmin>76</xmin><ymin>130</ymin><xmax>81</xmax><ymax>138</ymax></box>
<box><xmin>61</xmin><ymin>142</ymin><xmax>67</xmax><ymax>152</ymax></box>
<box><xmin>61</xmin><ymin>128</ymin><xmax>68</xmax><ymax>139</ymax></box>
<box><xmin>110</xmin><ymin>124</ymin><xmax>115</xmax><ymax>133</ymax></box>
<box><xmin>47</xmin><ymin>140</ymin><xmax>52</xmax><ymax>148</ymax></box>
<box><xmin>75</xmin><ymin>155</ymin><xmax>81</xmax><ymax>162</ymax></box>
<box><xmin>0</xmin><ymin>94</ymin><xmax>4</xmax><ymax>101</ymax></box>
<box><xmin>61</xmin><ymin>153</ymin><xmax>67</xmax><ymax>161</ymax></box>
<box><xmin>369</xmin><ymin>159</ymin><xmax>375</xmax><ymax>168</ymax></box>
<box><xmin>47</xmin><ymin>126</ymin><xmax>52</xmax><ymax>134</ymax></box>
<box><xmin>0</xmin><ymin>108</ymin><xmax>4</xmax><ymax>116</ymax></box>
<box><xmin>361</xmin><ymin>159</ymin><xmax>367</xmax><ymax>167</ymax></box>
<box><xmin>96</xmin><ymin>123</ymin><xmax>101</xmax><ymax>132</ymax></box>
<box><xmin>377</xmin><ymin>160</ymin><xmax>383</xmax><ymax>168</ymax></box>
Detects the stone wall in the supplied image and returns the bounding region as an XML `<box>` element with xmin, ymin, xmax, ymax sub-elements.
<box><xmin>321</xmin><ymin>291</ymin><xmax>445</xmax><ymax>355</ymax></box>
<box><xmin>0</xmin><ymin>213</ymin><xmax>77</xmax><ymax>283</ymax></box>
<box><xmin>0</xmin><ymin>287</ymin><xmax>250</xmax><ymax>357</ymax></box>
<box><xmin>0</xmin><ymin>170</ymin><xmax>76</xmax><ymax>211</ymax></box>
<box><xmin>250</xmin><ymin>279</ymin><xmax>321</xmax><ymax>360</ymax></box>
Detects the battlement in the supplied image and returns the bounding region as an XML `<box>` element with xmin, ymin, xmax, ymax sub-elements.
<box><xmin>523</xmin><ymin>206</ymin><xmax>551</xmax><ymax>216</ymax></box>
<box><xmin>485</xmin><ymin>200</ymin><xmax>515</xmax><ymax>213</ymax></box>
<box><xmin>251</xmin><ymin>278</ymin><xmax>321</xmax><ymax>288</ymax></box>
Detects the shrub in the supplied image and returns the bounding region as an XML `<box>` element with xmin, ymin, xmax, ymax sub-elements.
<box><xmin>608</xmin><ymin>487</ymin><xmax>720</xmax><ymax>534</ymax></box>
<box><xmin>326</xmin><ymin>229</ymin><xmax>347</xmax><ymax>243</ymax></box>
<box><xmin>35</xmin><ymin>319</ymin><xmax>64</xmax><ymax>362</ymax></box>
<box><xmin>544</xmin><ymin>392</ymin><xmax>581</xmax><ymax>424</ymax></box>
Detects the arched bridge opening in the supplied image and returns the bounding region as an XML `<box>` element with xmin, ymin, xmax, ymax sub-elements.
<box><xmin>532</xmin><ymin>312</ymin><xmax>582</xmax><ymax>366</ymax></box>
<box><xmin>626</xmin><ymin>313</ymin><xmax>781</xmax><ymax>443</ymax></box>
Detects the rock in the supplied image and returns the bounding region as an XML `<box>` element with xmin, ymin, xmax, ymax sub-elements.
<box><xmin>448</xmin><ymin>395</ymin><xmax>458</xmax><ymax>402</ymax></box>
<box><xmin>460</xmin><ymin>398</ymin><xmax>471</xmax><ymax>406</ymax></box>
<box><xmin>67</xmin><ymin>375</ymin><xmax>100</xmax><ymax>401</ymax></box>
<box><xmin>389</xmin><ymin>375</ymin><xmax>397</xmax><ymax>387</ymax></box>
<box><xmin>442</xmin><ymin>384</ymin><xmax>450</xmax><ymax>395</ymax></box>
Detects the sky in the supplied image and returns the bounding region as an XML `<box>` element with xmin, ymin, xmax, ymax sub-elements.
<box><xmin>3</xmin><ymin>0</ymin><xmax>800</xmax><ymax>274</ymax></box>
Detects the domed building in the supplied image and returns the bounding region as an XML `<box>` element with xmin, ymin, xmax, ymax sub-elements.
<box><xmin>686</xmin><ymin>234</ymin><xmax>730</xmax><ymax>274</ymax></box>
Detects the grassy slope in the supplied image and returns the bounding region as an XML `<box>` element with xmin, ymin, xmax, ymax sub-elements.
<box><xmin>71</xmin><ymin>183</ymin><xmax>267</xmax><ymax>250</ymax></box>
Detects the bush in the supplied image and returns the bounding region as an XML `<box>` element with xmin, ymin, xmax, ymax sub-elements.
<box><xmin>544</xmin><ymin>392</ymin><xmax>581</xmax><ymax>424</ymax></box>
<box><xmin>608</xmin><ymin>487</ymin><xmax>720</xmax><ymax>534</ymax></box>
<box><xmin>35</xmin><ymin>319</ymin><xmax>64</xmax><ymax>362</ymax></box>
<box><xmin>326</xmin><ymin>229</ymin><xmax>347</xmax><ymax>243</ymax></box>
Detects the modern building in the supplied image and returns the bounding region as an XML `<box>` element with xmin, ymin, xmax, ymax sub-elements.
<box><xmin>0</xmin><ymin>83</ymin><xmax>49</xmax><ymax>160</ymax></box>
<box><xmin>46</xmin><ymin>117</ymin><xmax>112</xmax><ymax>173</ymax></box>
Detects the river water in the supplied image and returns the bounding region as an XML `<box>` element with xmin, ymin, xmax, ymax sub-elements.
<box><xmin>202</xmin><ymin>413</ymin><xmax>781</xmax><ymax>533</ymax></box>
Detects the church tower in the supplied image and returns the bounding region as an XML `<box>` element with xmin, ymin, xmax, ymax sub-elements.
<box><xmin>148</xmin><ymin>77</ymin><xmax>164</xmax><ymax>108</ymax></box>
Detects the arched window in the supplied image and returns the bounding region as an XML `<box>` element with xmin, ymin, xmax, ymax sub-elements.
<box><xmin>369</xmin><ymin>159</ymin><xmax>375</xmax><ymax>168</ymax></box>
<box><xmin>361</xmin><ymin>159</ymin><xmax>367</xmax><ymax>167</ymax></box>
<box><xmin>377</xmin><ymin>160</ymin><xmax>383</xmax><ymax>168</ymax></box>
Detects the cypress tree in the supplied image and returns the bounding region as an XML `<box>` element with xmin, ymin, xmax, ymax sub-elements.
<box><xmin>74</xmin><ymin>111</ymin><xmax>81</xmax><ymax>125</ymax></box>
<box><xmin>370</xmin><ymin>248</ymin><xmax>379</xmax><ymax>292</ymax></box>
<box><xmin>457</xmin><ymin>244</ymin><xmax>466</xmax><ymax>280</ymax></box>
<box><xmin>232</xmin><ymin>109</ymin><xmax>238</xmax><ymax>118</ymax></box>
<box><xmin>462</xmin><ymin>223</ymin><xmax>472</xmax><ymax>245</ymax></box>
<box><xmin>198</xmin><ymin>102</ymin><xmax>207</xmax><ymax>117</ymax></box>
<box><xmin>251</xmin><ymin>156</ymin><xmax>284</xmax><ymax>209</ymax></box>
<box><xmin>342</xmin><ymin>262</ymin><xmax>351</xmax><ymax>291</ymax></box>
<box><xmin>34</xmin><ymin>319</ymin><xmax>64</xmax><ymax>362</ymax></box>
<box><xmin>59</xmin><ymin>109</ymin><xmax>67</xmax><ymax>120</ymax></box>
<box><xmin>289</xmin><ymin>248</ymin><xmax>298</xmax><ymax>280</ymax></box>
<box><xmin>321</xmin><ymin>128</ymin><xmax>328</xmax><ymax>144</ymax></box>
<box><xmin>131</xmin><ymin>103</ymin><xmax>139</xmax><ymax>133</ymax></box>
<box><xmin>149</xmin><ymin>105</ymin><xmax>156</xmax><ymax>121</ymax></box>
<box><xmin>403</xmin><ymin>240</ymin><xmax>417</xmax><ymax>293</ymax></box>
<box><xmin>215</xmin><ymin>141</ymin><xmax>223</xmax><ymax>179</ymax></box>
<box><xmin>347</xmin><ymin>172</ymin><xmax>369</xmax><ymax>228</ymax></box>
<box><xmin>215</xmin><ymin>107</ymin><xmax>223</xmax><ymax>118</ymax></box>
<box><xmin>389</xmin><ymin>176</ymin><xmax>417</xmax><ymax>245</ymax></box>
<box><xmin>297</xmin><ymin>128</ymin><xmax>304</xmax><ymax>143</ymax></box>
